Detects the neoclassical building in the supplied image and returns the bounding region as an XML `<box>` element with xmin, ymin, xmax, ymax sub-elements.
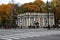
<box><xmin>16</xmin><ymin>13</ymin><xmax>55</xmax><ymax>28</ymax></box>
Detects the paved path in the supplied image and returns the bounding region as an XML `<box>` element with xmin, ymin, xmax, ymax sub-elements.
<box><xmin>19</xmin><ymin>34</ymin><xmax>60</xmax><ymax>40</ymax></box>
<box><xmin>0</xmin><ymin>29</ymin><xmax>60</xmax><ymax>40</ymax></box>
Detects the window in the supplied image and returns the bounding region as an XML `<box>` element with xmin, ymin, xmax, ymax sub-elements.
<box><xmin>50</xmin><ymin>17</ymin><xmax>53</xmax><ymax>25</ymax></box>
<box><xmin>30</xmin><ymin>17</ymin><xmax>34</xmax><ymax>25</ymax></box>
<box><xmin>20</xmin><ymin>18</ymin><xmax>22</xmax><ymax>22</ymax></box>
<box><xmin>40</xmin><ymin>18</ymin><xmax>43</xmax><ymax>26</ymax></box>
<box><xmin>44</xmin><ymin>18</ymin><xmax>48</xmax><ymax>26</ymax></box>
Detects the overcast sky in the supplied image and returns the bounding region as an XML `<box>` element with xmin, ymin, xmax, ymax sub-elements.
<box><xmin>0</xmin><ymin>0</ymin><xmax>51</xmax><ymax>4</ymax></box>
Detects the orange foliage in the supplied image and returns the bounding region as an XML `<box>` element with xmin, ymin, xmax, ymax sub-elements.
<box><xmin>0</xmin><ymin>3</ymin><xmax>12</xmax><ymax>22</ymax></box>
<box><xmin>22</xmin><ymin>4</ymin><xmax>40</xmax><ymax>12</ymax></box>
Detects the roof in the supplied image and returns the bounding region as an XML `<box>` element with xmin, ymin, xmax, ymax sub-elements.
<box><xmin>18</xmin><ymin>13</ymin><xmax>54</xmax><ymax>17</ymax></box>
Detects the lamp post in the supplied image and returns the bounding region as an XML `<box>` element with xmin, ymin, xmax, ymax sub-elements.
<box><xmin>46</xmin><ymin>0</ymin><xmax>50</xmax><ymax>29</ymax></box>
<box><xmin>11</xmin><ymin>0</ymin><xmax>17</xmax><ymax>27</ymax></box>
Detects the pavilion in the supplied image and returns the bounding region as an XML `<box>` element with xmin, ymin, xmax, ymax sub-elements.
<box><xmin>16</xmin><ymin>13</ymin><xmax>55</xmax><ymax>28</ymax></box>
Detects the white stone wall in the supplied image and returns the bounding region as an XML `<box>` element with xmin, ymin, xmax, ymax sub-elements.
<box><xmin>17</xmin><ymin>13</ymin><xmax>55</xmax><ymax>28</ymax></box>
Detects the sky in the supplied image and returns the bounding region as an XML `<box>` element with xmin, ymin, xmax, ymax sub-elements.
<box><xmin>0</xmin><ymin>0</ymin><xmax>51</xmax><ymax>4</ymax></box>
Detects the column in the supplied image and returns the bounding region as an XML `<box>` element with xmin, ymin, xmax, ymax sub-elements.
<box><xmin>53</xmin><ymin>16</ymin><xmax>55</xmax><ymax>25</ymax></box>
<box><xmin>38</xmin><ymin>17</ymin><xmax>40</xmax><ymax>26</ymax></box>
<box><xmin>43</xmin><ymin>18</ymin><xmax>45</xmax><ymax>26</ymax></box>
<box><xmin>25</xmin><ymin>18</ymin><xmax>26</xmax><ymax>26</ymax></box>
<box><xmin>26</xmin><ymin>18</ymin><xmax>28</xmax><ymax>26</ymax></box>
<box><xmin>39</xmin><ymin>17</ymin><xmax>41</xmax><ymax>27</ymax></box>
<box><xmin>25</xmin><ymin>17</ymin><xmax>28</xmax><ymax>27</ymax></box>
<box><xmin>27</xmin><ymin>17</ymin><xmax>29</xmax><ymax>26</ymax></box>
<box><xmin>49</xmin><ymin>17</ymin><xmax>50</xmax><ymax>25</ymax></box>
<box><xmin>24</xmin><ymin>18</ymin><xmax>25</xmax><ymax>26</ymax></box>
<box><xmin>21</xmin><ymin>18</ymin><xmax>23</xmax><ymax>26</ymax></box>
<box><xmin>18</xmin><ymin>18</ymin><xmax>20</xmax><ymax>26</ymax></box>
<box><xmin>23</xmin><ymin>18</ymin><xmax>25</xmax><ymax>27</ymax></box>
<box><xmin>34</xmin><ymin>16</ymin><xmax>35</xmax><ymax>21</ymax></box>
<box><xmin>17</xmin><ymin>18</ymin><xmax>19</xmax><ymax>26</ymax></box>
<box><xmin>29</xmin><ymin>17</ymin><xmax>30</xmax><ymax>26</ymax></box>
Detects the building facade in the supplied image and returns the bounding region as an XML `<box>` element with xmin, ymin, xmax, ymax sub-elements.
<box><xmin>16</xmin><ymin>13</ymin><xmax>55</xmax><ymax>28</ymax></box>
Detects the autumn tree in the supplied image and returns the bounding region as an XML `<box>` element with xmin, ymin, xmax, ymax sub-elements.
<box><xmin>0</xmin><ymin>3</ymin><xmax>12</xmax><ymax>28</ymax></box>
<box><xmin>51</xmin><ymin>0</ymin><xmax>60</xmax><ymax>24</ymax></box>
<box><xmin>21</xmin><ymin>4</ymin><xmax>40</xmax><ymax>12</ymax></box>
<box><xmin>19</xmin><ymin>0</ymin><xmax>45</xmax><ymax>13</ymax></box>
